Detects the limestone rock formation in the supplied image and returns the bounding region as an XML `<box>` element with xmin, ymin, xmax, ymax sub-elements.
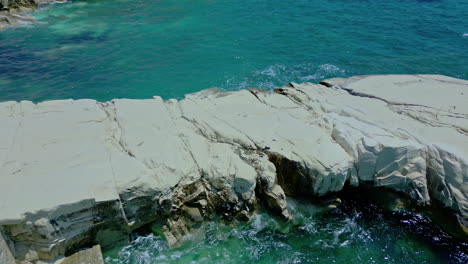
<box><xmin>0</xmin><ymin>75</ymin><xmax>466</xmax><ymax>263</ymax></box>
<box><xmin>60</xmin><ymin>245</ymin><xmax>103</xmax><ymax>264</ymax></box>
<box><xmin>0</xmin><ymin>230</ymin><xmax>15</xmax><ymax>264</ymax></box>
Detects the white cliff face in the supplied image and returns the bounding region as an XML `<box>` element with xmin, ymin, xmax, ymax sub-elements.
<box><xmin>317</xmin><ymin>75</ymin><xmax>467</xmax><ymax>227</ymax></box>
<box><xmin>0</xmin><ymin>75</ymin><xmax>466</xmax><ymax>263</ymax></box>
<box><xmin>0</xmin><ymin>230</ymin><xmax>15</xmax><ymax>264</ymax></box>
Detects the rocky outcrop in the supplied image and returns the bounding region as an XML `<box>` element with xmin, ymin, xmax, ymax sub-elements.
<box><xmin>0</xmin><ymin>229</ymin><xmax>15</xmax><ymax>264</ymax></box>
<box><xmin>1</xmin><ymin>0</ymin><xmax>60</xmax><ymax>10</ymax></box>
<box><xmin>0</xmin><ymin>0</ymin><xmax>63</xmax><ymax>29</ymax></box>
<box><xmin>60</xmin><ymin>245</ymin><xmax>103</xmax><ymax>264</ymax></box>
<box><xmin>0</xmin><ymin>75</ymin><xmax>466</xmax><ymax>263</ymax></box>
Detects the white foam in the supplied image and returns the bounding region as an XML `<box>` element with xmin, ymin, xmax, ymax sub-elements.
<box><xmin>222</xmin><ymin>63</ymin><xmax>346</xmax><ymax>92</ymax></box>
<box><xmin>300</xmin><ymin>64</ymin><xmax>345</xmax><ymax>81</ymax></box>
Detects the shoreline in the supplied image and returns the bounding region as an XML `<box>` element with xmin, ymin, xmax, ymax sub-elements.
<box><xmin>0</xmin><ymin>0</ymin><xmax>65</xmax><ymax>29</ymax></box>
<box><xmin>0</xmin><ymin>74</ymin><xmax>467</xmax><ymax>263</ymax></box>
<box><xmin>2</xmin><ymin>73</ymin><xmax>467</xmax><ymax>105</ymax></box>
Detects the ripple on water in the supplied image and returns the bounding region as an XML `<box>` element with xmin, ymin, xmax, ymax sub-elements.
<box><xmin>1</xmin><ymin>0</ymin><xmax>467</xmax><ymax>102</ymax></box>
<box><xmin>221</xmin><ymin>63</ymin><xmax>348</xmax><ymax>92</ymax></box>
<box><xmin>104</xmin><ymin>198</ymin><xmax>468</xmax><ymax>264</ymax></box>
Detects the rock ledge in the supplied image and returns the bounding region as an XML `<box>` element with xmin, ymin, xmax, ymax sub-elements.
<box><xmin>0</xmin><ymin>74</ymin><xmax>466</xmax><ymax>263</ymax></box>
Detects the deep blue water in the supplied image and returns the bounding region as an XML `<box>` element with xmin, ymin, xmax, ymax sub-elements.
<box><xmin>0</xmin><ymin>0</ymin><xmax>467</xmax><ymax>102</ymax></box>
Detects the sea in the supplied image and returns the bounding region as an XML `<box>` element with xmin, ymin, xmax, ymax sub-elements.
<box><xmin>0</xmin><ymin>0</ymin><xmax>467</xmax><ymax>102</ymax></box>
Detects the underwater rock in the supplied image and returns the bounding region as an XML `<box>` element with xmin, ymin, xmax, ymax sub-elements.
<box><xmin>0</xmin><ymin>0</ymin><xmax>61</xmax><ymax>29</ymax></box>
<box><xmin>0</xmin><ymin>75</ymin><xmax>466</xmax><ymax>263</ymax></box>
<box><xmin>0</xmin><ymin>10</ymin><xmax>34</xmax><ymax>26</ymax></box>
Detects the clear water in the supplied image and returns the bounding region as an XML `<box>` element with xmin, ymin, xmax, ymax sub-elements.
<box><xmin>104</xmin><ymin>198</ymin><xmax>468</xmax><ymax>264</ymax></box>
<box><xmin>0</xmin><ymin>0</ymin><xmax>467</xmax><ymax>102</ymax></box>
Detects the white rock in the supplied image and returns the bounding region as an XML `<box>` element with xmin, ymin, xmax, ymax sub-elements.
<box><xmin>0</xmin><ymin>230</ymin><xmax>15</xmax><ymax>264</ymax></box>
<box><xmin>0</xmin><ymin>74</ymin><xmax>466</xmax><ymax>262</ymax></box>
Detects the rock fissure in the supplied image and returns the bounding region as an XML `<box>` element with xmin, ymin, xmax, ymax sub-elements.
<box><xmin>105</xmin><ymin>147</ymin><xmax>130</xmax><ymax>227</ymax></box>
<box><xmin>98</xmin><ymin>102</ymin><xmax>136</xmax><ymax>158</ymax></box>
<box><xmin>186</xmin><ymin>98</ymin><xmax>260</xmax><ymax>149</ymax></box>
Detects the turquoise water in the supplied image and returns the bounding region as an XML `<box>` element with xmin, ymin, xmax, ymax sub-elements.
<box><xmin>104</xmin><ymin>197</ymin><xmax>468</xmax><ymax>264</ymax></box>
<box><xmin>0</xmin><ymin>0</ymin><xmax>467</xmax><ymax>102</ymax></box>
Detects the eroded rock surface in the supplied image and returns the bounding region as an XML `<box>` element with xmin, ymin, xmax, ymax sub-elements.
<box><xmin>0</xmin><ymin>230</ymin><xmax>15</xmax><ymax>264</ymax></box>
<box><xmin>0</xmin><ymin>75</ymin><xmax>466</xmax><ymax>263</ymax></box>
<box><xmin>60</xmin><ymin>245</ymin><xmax>103</xmax><ymax>264</ymax></box>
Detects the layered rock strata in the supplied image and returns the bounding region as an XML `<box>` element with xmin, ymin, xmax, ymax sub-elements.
<box><xmin>0</xmin><ymin>75</ymin><xmax>466</xmax><ymax>263</ymax></box>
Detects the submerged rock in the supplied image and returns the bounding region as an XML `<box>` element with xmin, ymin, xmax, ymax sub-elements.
<box><xmin>0</xmin><ymin>10</ymin><xmax>35</xmax><ymax>26</ymax></box>
<box><xmin>0</xmin><ymin>75</ymin><xmax>466</xmax><ymax>263</ymax></box>
<box><xmin>0</xmin><ymin>0</ymin><xmax>61</xmax><ymax>29</ymax></box>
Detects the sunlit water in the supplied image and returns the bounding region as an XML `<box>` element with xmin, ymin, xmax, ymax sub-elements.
<box><xmin>104</xmin><ymin>198</ymin><xmax>467</xmax><ymax>264</ymax></box>
<box><xmin>0</xmin><ymin>0</ymin><xmax>467</xmax><ymax>102</ymax></box>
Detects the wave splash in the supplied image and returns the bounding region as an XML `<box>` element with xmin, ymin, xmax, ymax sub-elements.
<box><xmin>104</xmin><ymin>197</ymin><xmax>467</xmax><ymax>264</ymax></box>
<box><xmin>222</xmin><ymin>63</ymin><xmax>347</xmax><ymax>91</ymax></box>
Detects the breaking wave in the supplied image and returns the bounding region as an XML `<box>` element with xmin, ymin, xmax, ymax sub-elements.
<box><xmin>104</xmin><ymin>197</ymin><xmax>467</xmax><ymax>264</ymax></box>
<box><xmin>221</xmin><ymin>63</ymin><xmax>347</xmax><ymax>91</ymax></box>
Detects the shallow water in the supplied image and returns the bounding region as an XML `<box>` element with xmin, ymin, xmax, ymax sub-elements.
<box><xmin>0</xmin><ymin>0</ymin><xmax>467</xmax><ymax>102</ymax></box>
<box><xmin>104</xmin><ymin>198</ymin><xmax>468</xmax><ymax>264</ymax></box>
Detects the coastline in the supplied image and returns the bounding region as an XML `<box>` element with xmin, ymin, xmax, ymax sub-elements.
<box><xmin>0</xmin><ymin>74</ymin><xmax>466</xmax><ymax>263</ymax></box>
<box><xmin>0</xmin><ymin>0</ymin><xmax>64</xmax><ymax>29</ymax></box>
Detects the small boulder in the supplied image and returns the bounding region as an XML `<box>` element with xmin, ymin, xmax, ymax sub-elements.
<box><xmin>182</xmin><ymin>206</ymin><xmax>203</xmax><ymax>222</ymax></box>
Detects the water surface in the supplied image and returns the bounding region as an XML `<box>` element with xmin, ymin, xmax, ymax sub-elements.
<box><xmin>104</xmin><ymin>198</ymin><xmax>468</xmax><ymax>264</ymax></box>
<box><xmin>0</xmin><ymin>0</ymin><xmax>467</xmax><ymax>102</ymax></box>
